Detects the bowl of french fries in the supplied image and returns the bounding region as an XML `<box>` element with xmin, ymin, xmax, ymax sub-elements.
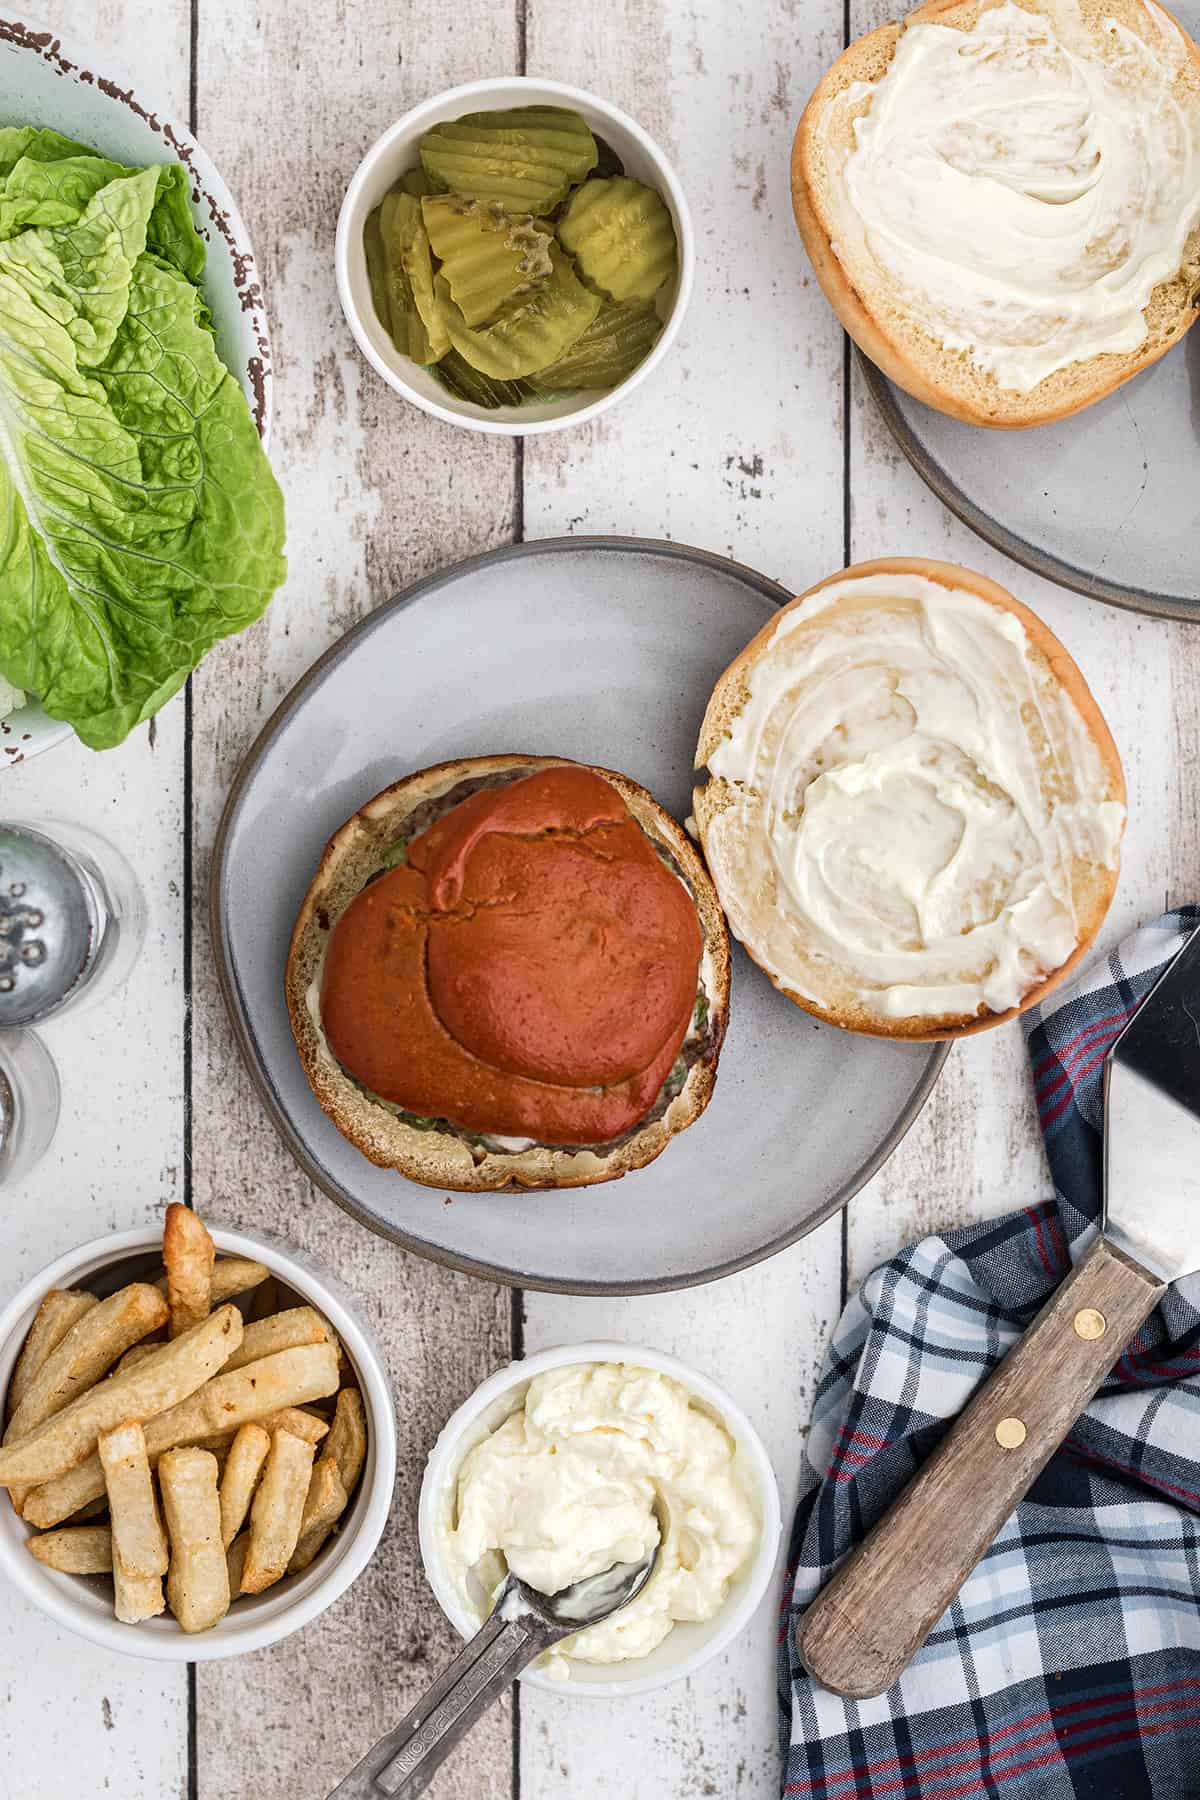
<box><xmin>0</xmin><ymin>1205</ymin><xmax>396</xmax><ymax>1658</ymax></box>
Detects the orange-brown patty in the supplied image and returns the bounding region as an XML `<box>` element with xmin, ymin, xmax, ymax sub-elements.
<box><xmin>319</xmin><ymin>765</ymin><xmax>703</xmax><ymax>1143</ymax></box>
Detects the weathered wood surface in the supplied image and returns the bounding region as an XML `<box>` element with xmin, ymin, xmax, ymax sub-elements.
<box><xmin>1</xmin><ymin>0</ymin><xmax>1197</xmax><ymax>1794</ymax></box>
<box><xmin>188</xmin><ymin>4</ymin><xmax>519</xmax><ymax>1798</ymax></box>
<box><xmin>516</xmin><ymin>3</ymin><xmax>846</xmax><ymax>1796</ymax></box>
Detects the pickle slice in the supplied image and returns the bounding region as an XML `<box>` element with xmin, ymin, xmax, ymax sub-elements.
<box><xmin>421</xmin><ymin>194</ymin><xmax>553</xmax><ymax>329</ymax></box>
<box><xmin>419</xmin><ymin>106</ymin><xmax>597</xmax><ymax>213</ymax></box>
<box><xmin>363</xmin><ymin>205</ymin><xmax>392</xmax><ymax>336</ymax></box>
<box><xmin>376</xmin><ymin>190</ymin><xmax>449</xmax><ymax>362</ymax></box>
<box><xmin>374</xmin><ymin>191</ymin><xmax>432</xmax><ymax>361</ymax></box>
<box><xmin>526</xmin><ymin>298</ymin><xmax>662</xmax><ymax>393</ymax></box>
<box><xmin>557</xmin><ymin>176</ymin><xmax>677</xmax><ymax>303</ymax></box>
<box><xmin>434</xmin><ymin>349</ymin><xmax>540</xmax><ymax>409</ymax></box>
<box><xmin>398</xmin><ymin>166</ymin><xmax>434</xmax><ymax>198</ymax></box>
<box><xmin>434</xmin><ymin>244</ymin><xmax>601</xmax><ymax>379</ymax></box>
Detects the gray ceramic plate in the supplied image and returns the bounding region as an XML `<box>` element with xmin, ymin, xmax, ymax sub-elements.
<box><xmin>211</xmin><ymin>539</ymin><xmax>947</xmax><ymax>1294</ymax></box>
<box><xmin>861</xmin><ymin>324</ymin><xmax>1200</xmax><ymax>620</ymax></box>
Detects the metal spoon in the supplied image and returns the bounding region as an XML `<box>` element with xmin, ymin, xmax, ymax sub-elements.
<box><xmin>327</xmin><ymin>1548</ymin><xmax>658</xmax><ymax>1798</ymax></box>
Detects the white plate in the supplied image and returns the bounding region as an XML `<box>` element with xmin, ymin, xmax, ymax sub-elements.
<box><xmin>211</xmin><ymin>538</ymin><xmax>947</xmax><ymax>1294</ymax></box>
<box><xmin>0</xmin><ymin>14</ymin><xmax>274</xmax><ymax>766</ymax></box>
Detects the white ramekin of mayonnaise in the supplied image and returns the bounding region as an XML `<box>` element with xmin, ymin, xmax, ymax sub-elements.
<box><xmin>418</xmin><ymin>1342</ymin><xmax>782</xmax><ymax>1697</ymax></box>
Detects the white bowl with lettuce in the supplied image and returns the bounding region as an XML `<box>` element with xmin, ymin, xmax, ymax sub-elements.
<box><xmin>0</xmin><ymin>21</ymin><xmax>285</xmax><ymax>764</ymax></box>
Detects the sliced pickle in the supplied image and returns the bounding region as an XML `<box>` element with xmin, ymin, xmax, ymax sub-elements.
<box><xmin>363</xmin><ymin>205</ymin><xmax>391</xmax><ymax>336</ymax></box>
<box><xmin>433</xmin><ymin>243</ymin><xmax>601</xmax><ymax>379</ymax></box>
<box><xmin>526</xmin><ymin>298</ymin><xmax>662</xmax><ymax>393</ymax></box>
<box><xmin>399</xmin><ymin>197</ymin><xmax>451</xmax><ymax>359</ymax></box>
<box><xmin>434</xmin><ymin>349</ymin><xmax>540</xmax><ymax>409</ymax></box>
<box><xmin>374</xmin><ymin>191</ymin><xmax>431</xmax><ymax>361</ymax></box>
<box><xmin>376</xmin><ymin>191</ymin><xmax>449</xmax><ymax>362</ymax></box>
<box><xmin>398</xmin><ymin>166</ymin><xmax>434</xmax><ymax>197</ymax></box>
<box><xmin>418</xmin><ymin>106</ymin><xmax>597</xmax><ymax>213</ymax></box>
<box><xmin>421</xmin><ymin>194</ymin><xmax>553</xmax><ymax>329</ymax></box>
<box><xmin>557</xmin><ymin>175</ymin><xmax>677</xmax><ymax>303</ymax></box>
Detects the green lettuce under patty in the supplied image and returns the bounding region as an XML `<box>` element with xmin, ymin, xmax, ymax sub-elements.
<box><xmin>0</xmin><ymin>127</ymin><xmax>284</xmax><ymax>748</ymax></box>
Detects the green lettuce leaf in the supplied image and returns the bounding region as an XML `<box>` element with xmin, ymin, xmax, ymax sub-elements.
<box><xmin>0</xmin><ymin>131</ymin><xmax>208</xmax><ymax>285</ymax></box>
<box><xmin>0</xmin><ymin>165</ymin><xmax>284</xmax><ymax>748</ymax></box>
<box><xmin>145</xmin><ymin>161</ymin><xmax>207</xmax><ymax>284</ymax></box>
<box><xmin>0</xmin><ymin>153</ymin><xmax>126</xmax><ymax>236</ymax></box>
<box><xmin>0</xmin><ymin>126</ymin><xmax>98</xmax><ymax>176</ymax></box>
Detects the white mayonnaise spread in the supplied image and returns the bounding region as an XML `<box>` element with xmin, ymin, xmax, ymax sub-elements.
<box><xmin>704</xmin><ymin>572</ymin><xmax>1124</xmax><ymax>1022</ymax></box>
<box><xmin>819</xmin><ymin>0</ymin><xmax>1200</xmax><ymax>390</ymax></box>
<box><xmin>443</xmin><ymin>1363</ymin><xmax>759</xmax><ymax>1677</ymax></box>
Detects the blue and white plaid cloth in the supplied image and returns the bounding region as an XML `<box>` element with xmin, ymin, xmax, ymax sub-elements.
<box><xmin>780</xmin><ymin>909</ymin><xmax>1200</xmax><ymax>1800</ymax></box>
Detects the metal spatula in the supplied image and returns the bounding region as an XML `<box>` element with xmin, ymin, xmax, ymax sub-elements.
<box><xmin>800</xmin><ymin>923</ymin><xmax>1200</xmax><ymax>1700</ymax></box>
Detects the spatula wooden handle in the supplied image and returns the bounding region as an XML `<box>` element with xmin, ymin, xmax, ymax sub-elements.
<box><xmin>798</xmin><ymin>1236</ymin><xmax>1165</xmax><ymax>1701</ymax></box>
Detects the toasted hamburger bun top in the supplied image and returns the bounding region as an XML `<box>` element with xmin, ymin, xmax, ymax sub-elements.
<box><xmin>693</xmin><ymin>559</ymin><xmax>1126</xmax><ymax>1039</ymax></box>
<box><xmin>286</xmin><ymin>755</ymin><xmax>730</xmax><ymax>1192</ymax></box>
<box><xmin>792</xmin><ymin>0</ymin><xmax>1200</xmax><ymax>427</ymax></box>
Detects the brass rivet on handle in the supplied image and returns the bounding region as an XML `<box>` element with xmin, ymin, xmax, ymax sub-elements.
<box><xmin>1074</xmin><ymin>1308</ymin><xmax>1106</xmax><ymax>1340</ymax></box>
<box><xmin>995</xmin><ymin>1417</ymin><xmax>1027</xmax><ymax>1450</ymax></box>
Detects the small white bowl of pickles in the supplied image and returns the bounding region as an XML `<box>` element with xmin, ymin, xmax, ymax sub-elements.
<box><xmin>336</xmin><ymin>77</ymin><xmax>694</xmax><ymax>435</ymax></box>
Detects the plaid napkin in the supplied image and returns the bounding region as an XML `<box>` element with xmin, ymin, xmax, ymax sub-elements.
<box><xmin>780</xmin><ymin>908</ymin><xmax>1200</xmax><ymax>1800</ymax></box>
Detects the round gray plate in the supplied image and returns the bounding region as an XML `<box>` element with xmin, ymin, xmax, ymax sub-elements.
<box><xmin>211</xmin><ymin>538</ymin><xmax>947</xmax><ymax>1294</ymax></box>
<box><xmin>861</xmin><ymin>323</ymin><xmax>1200</xmax><ymax>620</ymax></box>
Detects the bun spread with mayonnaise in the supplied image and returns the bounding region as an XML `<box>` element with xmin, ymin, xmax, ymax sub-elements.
<box><xmin>693</xmin><ymin>558</ymin><xmax>1125</xmax><ymax>1040</ymax></box>
<box><xmin>792</xmin><ymin>0</ymin><xmax>1200</xmax><ymax>427</ymax></box>
<box><xmin>286</xmin><ymin>756</ymin><xmax>729</xmax><ymax>1191</ymax></box>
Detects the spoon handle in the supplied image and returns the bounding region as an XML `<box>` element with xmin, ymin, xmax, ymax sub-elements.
<box><xmin>327</xmin><ymin>1604</ymin><xmax>560</xmax><ymax>1798</ymax></box>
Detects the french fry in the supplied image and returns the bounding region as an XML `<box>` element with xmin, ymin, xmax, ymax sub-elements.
<box><xmin>325</xmin><ymin>1389</ymin><xmax>368</xmax><ymax>1497</ymax></box>
<box><xmin>285</xmin><ymin>1389</ymin><xmax>366</xmax><ymax>1574</ymax></box>
<box><xmin>0</xmin><ymin>1306</ymin><xmax>242</xmax><ymax>1491</ymax></box>
<box><xmin>7</xmin><ymin>1292</ymin><xmax>97</xmax><ymax>1422</ymax></box>
<box><xmin>153</xmin><ymin>1257</ymin><xmax>269</xmax><ymax>1307</ymax></box>
<box><xmin>98</xmin><ymin>1422</ymin><xmax>167</xmax><ymax>1581</ymax></box>
<box><xmin>112</xmin><ymin>1543</ymin><xmax>165</xmax><ymax>1623</ymax></box>
<box><xmin>241</xmin><ymin>1428</ymin><xmax>315</xmax><ymax>1594</ymax></box>
<box><xmin>255</xmin><ymin>1406</ymin><xmax>329</xmax><ymax>1446</ymax></box>
<box><xmin>27</xmin><ymin>1524</ymin><xmax>113</xmax><ymax>1575</ymax></box>
<box><xmin>226</xmin><ymin>1528</ymin><xmax>249</xmax><ymax>1597</ymax></box>
<box><xmin>218</xmin><ymin>1423</ymin><xmax>271</xmax><ymax>1548</ymax></box>
<box><xmin>163</xmin><ymin>1204</ymin><xmax>215</xmax><ymax>1339</ymax></box>
<box><xmin>4</xmin><ymin>1284</ymin><xmax>169</xmax><ymax>1448</ymax></box>
<box><xmin>22</xmin><ymin>1341</ymin><xmax>339</xmax><ymax>1527</ymax></box>
<box><xmin>222</xmin><ymin>1307</ymin><xmax>330</xmax><ymax>1374</ymax></box>
<box><xmin>287</xmin><ymin>1452</ymin><xmax>347</xmax><ymax>1574</ymax></box>
<box><xmin>159</xmin><ymin>1447</ymin><xmax>229</xmax><ymax>1633</ymax></box>
<box><xmin>113</xmin><ymin>1341</ymin><xmax>162</xmax><ymax>1377</ymax></box>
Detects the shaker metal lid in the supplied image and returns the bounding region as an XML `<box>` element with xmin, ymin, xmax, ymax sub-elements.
<box><xmin>0</xmin><ymin>824</ymin><xmax>96</xmax><ymax>1026</ymax></box>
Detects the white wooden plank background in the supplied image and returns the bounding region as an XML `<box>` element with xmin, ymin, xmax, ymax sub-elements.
<box><xmin>1</xmin><ymin>0</ymin><xmax>1196</xmax><ymax>1795</ymax></box>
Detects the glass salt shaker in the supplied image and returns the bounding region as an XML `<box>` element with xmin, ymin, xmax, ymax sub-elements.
<box><xmin>0</xmin><ymin>1029</ymin><xmax>60</xmax><ymax>1184</ymax></box>
<box><xmin>0</xmin><ymin>821</ymin><xmax>146</xmax><ymax>1026</ymax></box>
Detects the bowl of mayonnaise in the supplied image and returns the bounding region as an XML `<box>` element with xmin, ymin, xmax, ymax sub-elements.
<box><xmin>418</xmin><ymin>1341</ymin><xmax>781</xmax><ymax>1695</ymax></box>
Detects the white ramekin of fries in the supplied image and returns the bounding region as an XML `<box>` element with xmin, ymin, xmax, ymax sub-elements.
<box><xmin>0</xmin><ymin>1206</ymin><xmax>396</xmax><ymax>1660</ymax></box>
